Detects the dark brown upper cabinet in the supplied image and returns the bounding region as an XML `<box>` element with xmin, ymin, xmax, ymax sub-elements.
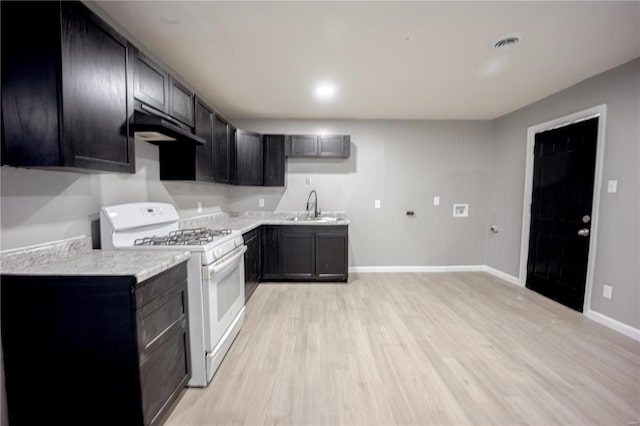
<box><xmin>286</xmin><ymin>135</ymin><xmax>318</xmax><ymax>157</ymax></box>
<box><xmin>133</xmin><ymin>49</ymin><xmax>194</xmax><ymax>127</ymax></box>
<box><xmin>213</xmin><ymin>113</ymin><xmax>231</xmax><ymax>184</ymax></box>
<box><xmin>133</xmin><ymin>48</ymin><xmax>169</xmax><ymax>113</ymax></box>
<box><xmin>263</xmin><ymin>135</ymin><xmax>285</xmax><ymax>187</ymax></box>
<box><xmin>233</xmin><ymin>130</ymin><xmax>263</xmax><ymax>186</ymax></box>
<box><xmin>285</xmin><ymin>135</ymin><xmax>350</xmax><ymax>159</ymax></box>
<box><xmin>169</xmin><ymin>77</ymin><xmax>195</xmax><ymax>127</ymax></box>
<box><xmin>319</xmin><ymin>135</ymin><xmax>351</xmax><ymax>158</ymax></box>
<box><xmin>1</xmin><ymin>1</ymin><xmax>135</xmax><ymax>173</ymax></box>
<box><xmin>158</xmin><ymin>97</ymin><xmax>214</xmax><ymax>181</ymax></box>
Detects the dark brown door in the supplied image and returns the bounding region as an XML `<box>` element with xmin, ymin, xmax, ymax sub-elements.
<box><xmin>526</xmin><ymin>117</ymin><xmax>598</xmax><ymax>312</ymax></box>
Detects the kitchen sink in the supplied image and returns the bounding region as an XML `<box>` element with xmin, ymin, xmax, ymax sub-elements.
<box><xmin>288</xmin><ymin>216</ymin><xmax>341</xmax><ymax>222</ymax></box>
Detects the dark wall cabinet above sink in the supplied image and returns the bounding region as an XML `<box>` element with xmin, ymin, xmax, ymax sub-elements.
<box><xmin>285</xmin><ymin>135</ymin><xmax>351</xmax><ymax>159</ymax></box>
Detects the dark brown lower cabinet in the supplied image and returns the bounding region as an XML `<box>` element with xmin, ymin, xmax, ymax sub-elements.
<box><xmin>260</xmin><ymin>225</ymin><xmax>348</xmax><ymax>282</ymax></box>
<box><xmin>0</xmin><ymin>262</ymin><xmax>190</xmax><ymax>426</ymax></box>
<box><xmin>243</xmin><ymin>228</ymin><xmax>261</xmax><ymax>302</ymax></box>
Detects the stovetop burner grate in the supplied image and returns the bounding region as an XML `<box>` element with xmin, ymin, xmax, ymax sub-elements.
<box><xmin>134</xmin><ymin>227</ymin><xmax>232</xmax><ymax>246</ymax></box>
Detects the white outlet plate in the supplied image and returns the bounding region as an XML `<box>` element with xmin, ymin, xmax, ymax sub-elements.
<box><xmin>258</xmin><ymin>198</ymin><xmax>265</xmax><ymax>207</ymax></box>
<box><xmin>306</xmin><ymin>176</ymin><xmax>311</xmax><ymax>185</ymax></box>
<box><xmin>197</xmin><ymin>202</ymin><xmax>203</xmax><ymax>213</ymax></box>
<box><xmin>603</xmin><ymin>284</ymin><xmax>613</xmax><ymax>299</ymax></box>
<box><xmin>434</xmin><ymin>196</ymin><xmax>440</xmax><ymax>206</ymax></box>
<box><xmin>607</xmin><ymin>180</ymin><xmax>617</xmax><ymax>193</ymax></box>
<box><xmin>374</xmin><ymin>200</ymin><xmax>381</xmax><ymax>209</ymax></box>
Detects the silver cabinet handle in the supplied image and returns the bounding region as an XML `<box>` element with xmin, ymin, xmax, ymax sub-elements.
<box><xmin>578</xmin><ymin>228</ymin><xmax>590</xmax><ymax>237</ymax></box>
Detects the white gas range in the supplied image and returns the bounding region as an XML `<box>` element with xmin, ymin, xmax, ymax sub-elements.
<box><xmin>100</xmin><ymin>202</ymin><xmax>246</xmax><ymax>387</ymax></box>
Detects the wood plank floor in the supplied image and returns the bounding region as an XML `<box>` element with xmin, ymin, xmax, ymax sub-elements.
<box><xmin>166</xmin><ymin>272</ymin><xmax>640</xmax><ymax>425</ymax></box>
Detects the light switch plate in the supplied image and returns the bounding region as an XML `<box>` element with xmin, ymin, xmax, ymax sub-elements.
<box><xmin>306</xmin><ymin>176</ymin><xmax>311</xmax><ymax>185</ymax></box>
<box><xmin>374</xmin><ymin>200</ymin><xmax>381</xmax><ymax>209</ymax></box>
<box><xmin>603</xmin><ymin>284</ymin><xmax>613</xmax><ymax>299</ymax></box>
<box><xmin>434</xmin><ymin>196</ymin><xmax>440</xmax><ymax>206</ymax></box>
<box><xmin>197</xmin><ymin>202</ymin><xmax>203</xmax><ymax>213</ymax></box>
<box><xmin>258</xmin><ymin>198</ymin><xmax>265</xmax><ymax>207</ymax></box>
<box><xmin>607</xmin><ymin>180</ymin><xmax>617</xmax><ymax>193</ymax></box>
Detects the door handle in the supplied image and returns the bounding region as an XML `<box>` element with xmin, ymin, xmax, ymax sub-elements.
<box><xmin>578</xmin><ymin>228</ymin><xmax>590</xmax><ymax>237</ymax></box>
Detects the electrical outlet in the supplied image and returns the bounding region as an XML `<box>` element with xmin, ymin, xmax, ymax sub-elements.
<box><xmin>374</xmin><ymin>200</ymin><xmax>381</xmax><ymax>209</ymax></box>
<box><xmin>197</xmin><ymin>201</ymin><xmax>203</xmax><ymax>213</ymax></box>
<box><xmin>603</xmin><ymin>284</ymin><xmax>613</xmax><ymax>299</ymax></box>
<box><xmin>607</xmin><ymin>180</ymin><xmax>618</xmax><ymax>193</ymax></box>
<box><xmin>258</xmin><ymin>198</ymin><xmax>265</xmax><ymax>208</ymax></box>
<box><xmin>434</xmin><ymin>196</ymin><xmax>440</xmax><ymax>206</ymax></box>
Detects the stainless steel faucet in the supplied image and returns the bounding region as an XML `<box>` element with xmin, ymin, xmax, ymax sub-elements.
<box><xmin>306</xmin><ymin>190</ymin><xmax>319</xmax><ymax>218</ymax></box>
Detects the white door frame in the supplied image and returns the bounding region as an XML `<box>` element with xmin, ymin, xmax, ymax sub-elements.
<box><xmin>518</xmin><ymin>104</ymin><xmax>607</xmax><ymax>313</ymax></box>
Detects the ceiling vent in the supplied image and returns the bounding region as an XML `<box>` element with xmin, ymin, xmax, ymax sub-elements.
<box><xmin>492</xmin><ymin>34</ymin><xmax>522</xmax><ymax>49</ymax></box>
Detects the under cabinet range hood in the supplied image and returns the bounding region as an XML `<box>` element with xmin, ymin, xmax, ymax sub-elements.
<box><xmin>131</xmin><ymin>105</ymin><xmax>204</xmax><ymax>145</ymax></box>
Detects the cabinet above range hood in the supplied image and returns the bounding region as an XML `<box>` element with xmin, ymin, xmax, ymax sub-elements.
<box><xmin>131</xmin><ymin>104</ymin><xmax>205</xmax><ymax>146</ymax></box>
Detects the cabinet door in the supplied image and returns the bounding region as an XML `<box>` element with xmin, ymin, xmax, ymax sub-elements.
<box><xmin>263</xmin><ymin>135</ymin><xmax>285</xmax><ymax>187</ymax></box>
<box><xmin>243</xmin><ymin>229</ymin><xmax>260</xmax><ymax>302</ymax></box>
<box><xmin>213</xmin><ymin>114</ymin><xmax>230</xmax><ymax>183</ymax></box>
<box><xmin>133</xmin><ymin>48</ymin><xmax>169</xmax><ymax>113</ymax></box>
<box><xmin>1</xmin><ymin>1</ymin><xmax>63</xmax><ymax>168</ymax></box>
<box><xmin>318</xmin><ymin>135</ymin><xmax>350</xmax><ymax>158</ymax></box>
<box><xmin>235</xmin><ymin>130</ymin><xmax>263</xmax><ymax>186</ymax></box>
<box><xmin>61</xmin><ymin>2</ymin><xmax>134</xmax><ymax>173</ymax></box>
<box><xmin>316</xmin><ymin>229</ymin><xmax>349</xmax><ymax>281</ymax></box>
<box><xmin>194</xmin><ymin>98</ymin><xmax>214</xmax><ymax>181</ymax></box>
<box><xmin>280</xmin><ymin>227</ymin><xmax>315</xmax><ymax>279</ymax></box>
<box><xmin>169</xmin><ymin>76</ymin><xmax>194</xmax><ymax>127</ymax></box>
<box><xmin>288</xmin><ymin>135</ymin><xmax>318</xmax><ymax>157</ymax></box>
<box><xmin>261</xmin><ymin>226</ymin><xmax>281</xmax><ymax>279</ymax></box>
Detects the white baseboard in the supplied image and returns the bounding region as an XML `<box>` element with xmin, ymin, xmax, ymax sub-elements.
<box><xmin>585</xmin><ymin>310</ymin><xmax>640</xmax><ymax>341</ymax></box>
<box><xmin>481</xmin><ymin>266</ymin><xmax>523</xmax><ymax>287</ymax></box>
<box><xmin>349</xmin><ymin>265</ymin><xmax>485</xmax><ymax>273</ymax></box>
<box><xmin>348</xmin><ymin>264</ymin><xmax>523</xmax><ymax>288</ymax></box>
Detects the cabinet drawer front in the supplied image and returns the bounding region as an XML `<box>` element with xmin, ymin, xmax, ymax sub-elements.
<box><xmin>136</xmin><ymin>262</ymin><xmax>187</xmax><ymax>309</ymax></box>
<box><xmin>137</xmin><ymin>280</ymin><xmax>187</xmax><ymax>355</ymax></box>
<box><xmin>139</xmin><ymin>318</ymin><xmax>189</xmax><ymax>425</ymax></box>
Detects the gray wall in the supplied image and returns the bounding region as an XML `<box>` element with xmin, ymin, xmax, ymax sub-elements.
<box><xmin>232</xmin><ymin>120</ymin><xmax>494</xmax><ymax>268</ymax></box>
<box><xmin>0</xmin><ymin>140</ymin><xmax>230</xmax><ymax>250</ymax></box>
<box><xmin>486</xmin><ymin>58</ymin><xmax>640</xmax><ymax>328</ymax></box>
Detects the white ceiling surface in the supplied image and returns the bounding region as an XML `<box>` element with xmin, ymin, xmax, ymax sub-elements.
<box><xmin>96</xmin><ymin>1</ymin><xmax>640</xmax><ymax>120</ymax></box>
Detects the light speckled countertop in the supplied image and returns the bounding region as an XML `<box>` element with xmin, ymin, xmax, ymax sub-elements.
<box><xmin>1</xmin><ymin>236</ymin><xmax>190</xmax><ymax>283</ymax></box>
<box><xmin>180</xmin><ymin>211</ymin><xmax>350</xmax><ymax>234</ymax></box>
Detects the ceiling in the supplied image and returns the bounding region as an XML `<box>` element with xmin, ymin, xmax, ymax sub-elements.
<box><xmin>95</xmin><ymin>1</ymin><xmax>640</xmax><ymax>121</ymax></box>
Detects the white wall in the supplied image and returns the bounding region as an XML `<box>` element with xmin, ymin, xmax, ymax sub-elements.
<box><xmin>0</xmin><ymin>140</ymin><xmax>230</xmax><ymax>250</ymax></box>
<box><xmin>486</xmin><ymin>58</ymin><xmax>640</xmax><ymax>328</ymax></box>
<box><xmin>232</xmin><ymin>119</ymin><xmax>494</xmax><ymax>268</ymax></box>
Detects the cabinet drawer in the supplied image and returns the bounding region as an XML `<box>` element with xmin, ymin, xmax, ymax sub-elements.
<box><xmin>136</xmin><ymin>262</ymin><xmax>187</xmax><ymax>309</ymax></box>
<box><xmin>139</xmin><ymin>317</ymin><xmax>190</xmax><ymax>425</ymax></box>
<box><xmin>137</xmin><ymin>279</ymin><xmax>187</xmax><ymax>358</ymax></box>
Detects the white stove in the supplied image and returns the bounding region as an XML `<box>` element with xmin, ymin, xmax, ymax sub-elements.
<box><xmin>100</xmin><ymin>202</ymin><xmax>246</xmax><ymax>387</ymax></box>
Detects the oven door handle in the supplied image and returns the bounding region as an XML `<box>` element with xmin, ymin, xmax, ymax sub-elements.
<box><xmin>208</xmin><ymin>245</ymin><xmax>247</xmax><ymax>275</ymax></box>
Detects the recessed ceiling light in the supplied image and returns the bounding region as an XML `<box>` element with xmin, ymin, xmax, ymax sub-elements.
<box><xmin>315</xmin><ymin>84</ymin><xmax>336</xmax><ymax>99</ymax></box>
<box><xmin>491</xmin><ymin>34</ymin><xmax>523</xmax><ymax>50</ymax></box>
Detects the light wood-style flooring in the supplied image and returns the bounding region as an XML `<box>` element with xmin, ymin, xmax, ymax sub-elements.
<box><xmin>166</xmin><ymin>272</ymin><xmax>640</xmax><ymax>425</ymax></box>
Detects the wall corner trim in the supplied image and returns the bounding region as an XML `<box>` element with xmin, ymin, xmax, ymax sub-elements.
<box><xmin>585</xmin><ymin>310</ymin><xmax>640</xmax><ymax>341</ymax></box>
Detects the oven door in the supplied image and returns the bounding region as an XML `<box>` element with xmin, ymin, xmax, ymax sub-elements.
<box><xmin>201</xmin><ymin>245</ymin><xmax>247</xmax><ymax>354</ymax></box>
